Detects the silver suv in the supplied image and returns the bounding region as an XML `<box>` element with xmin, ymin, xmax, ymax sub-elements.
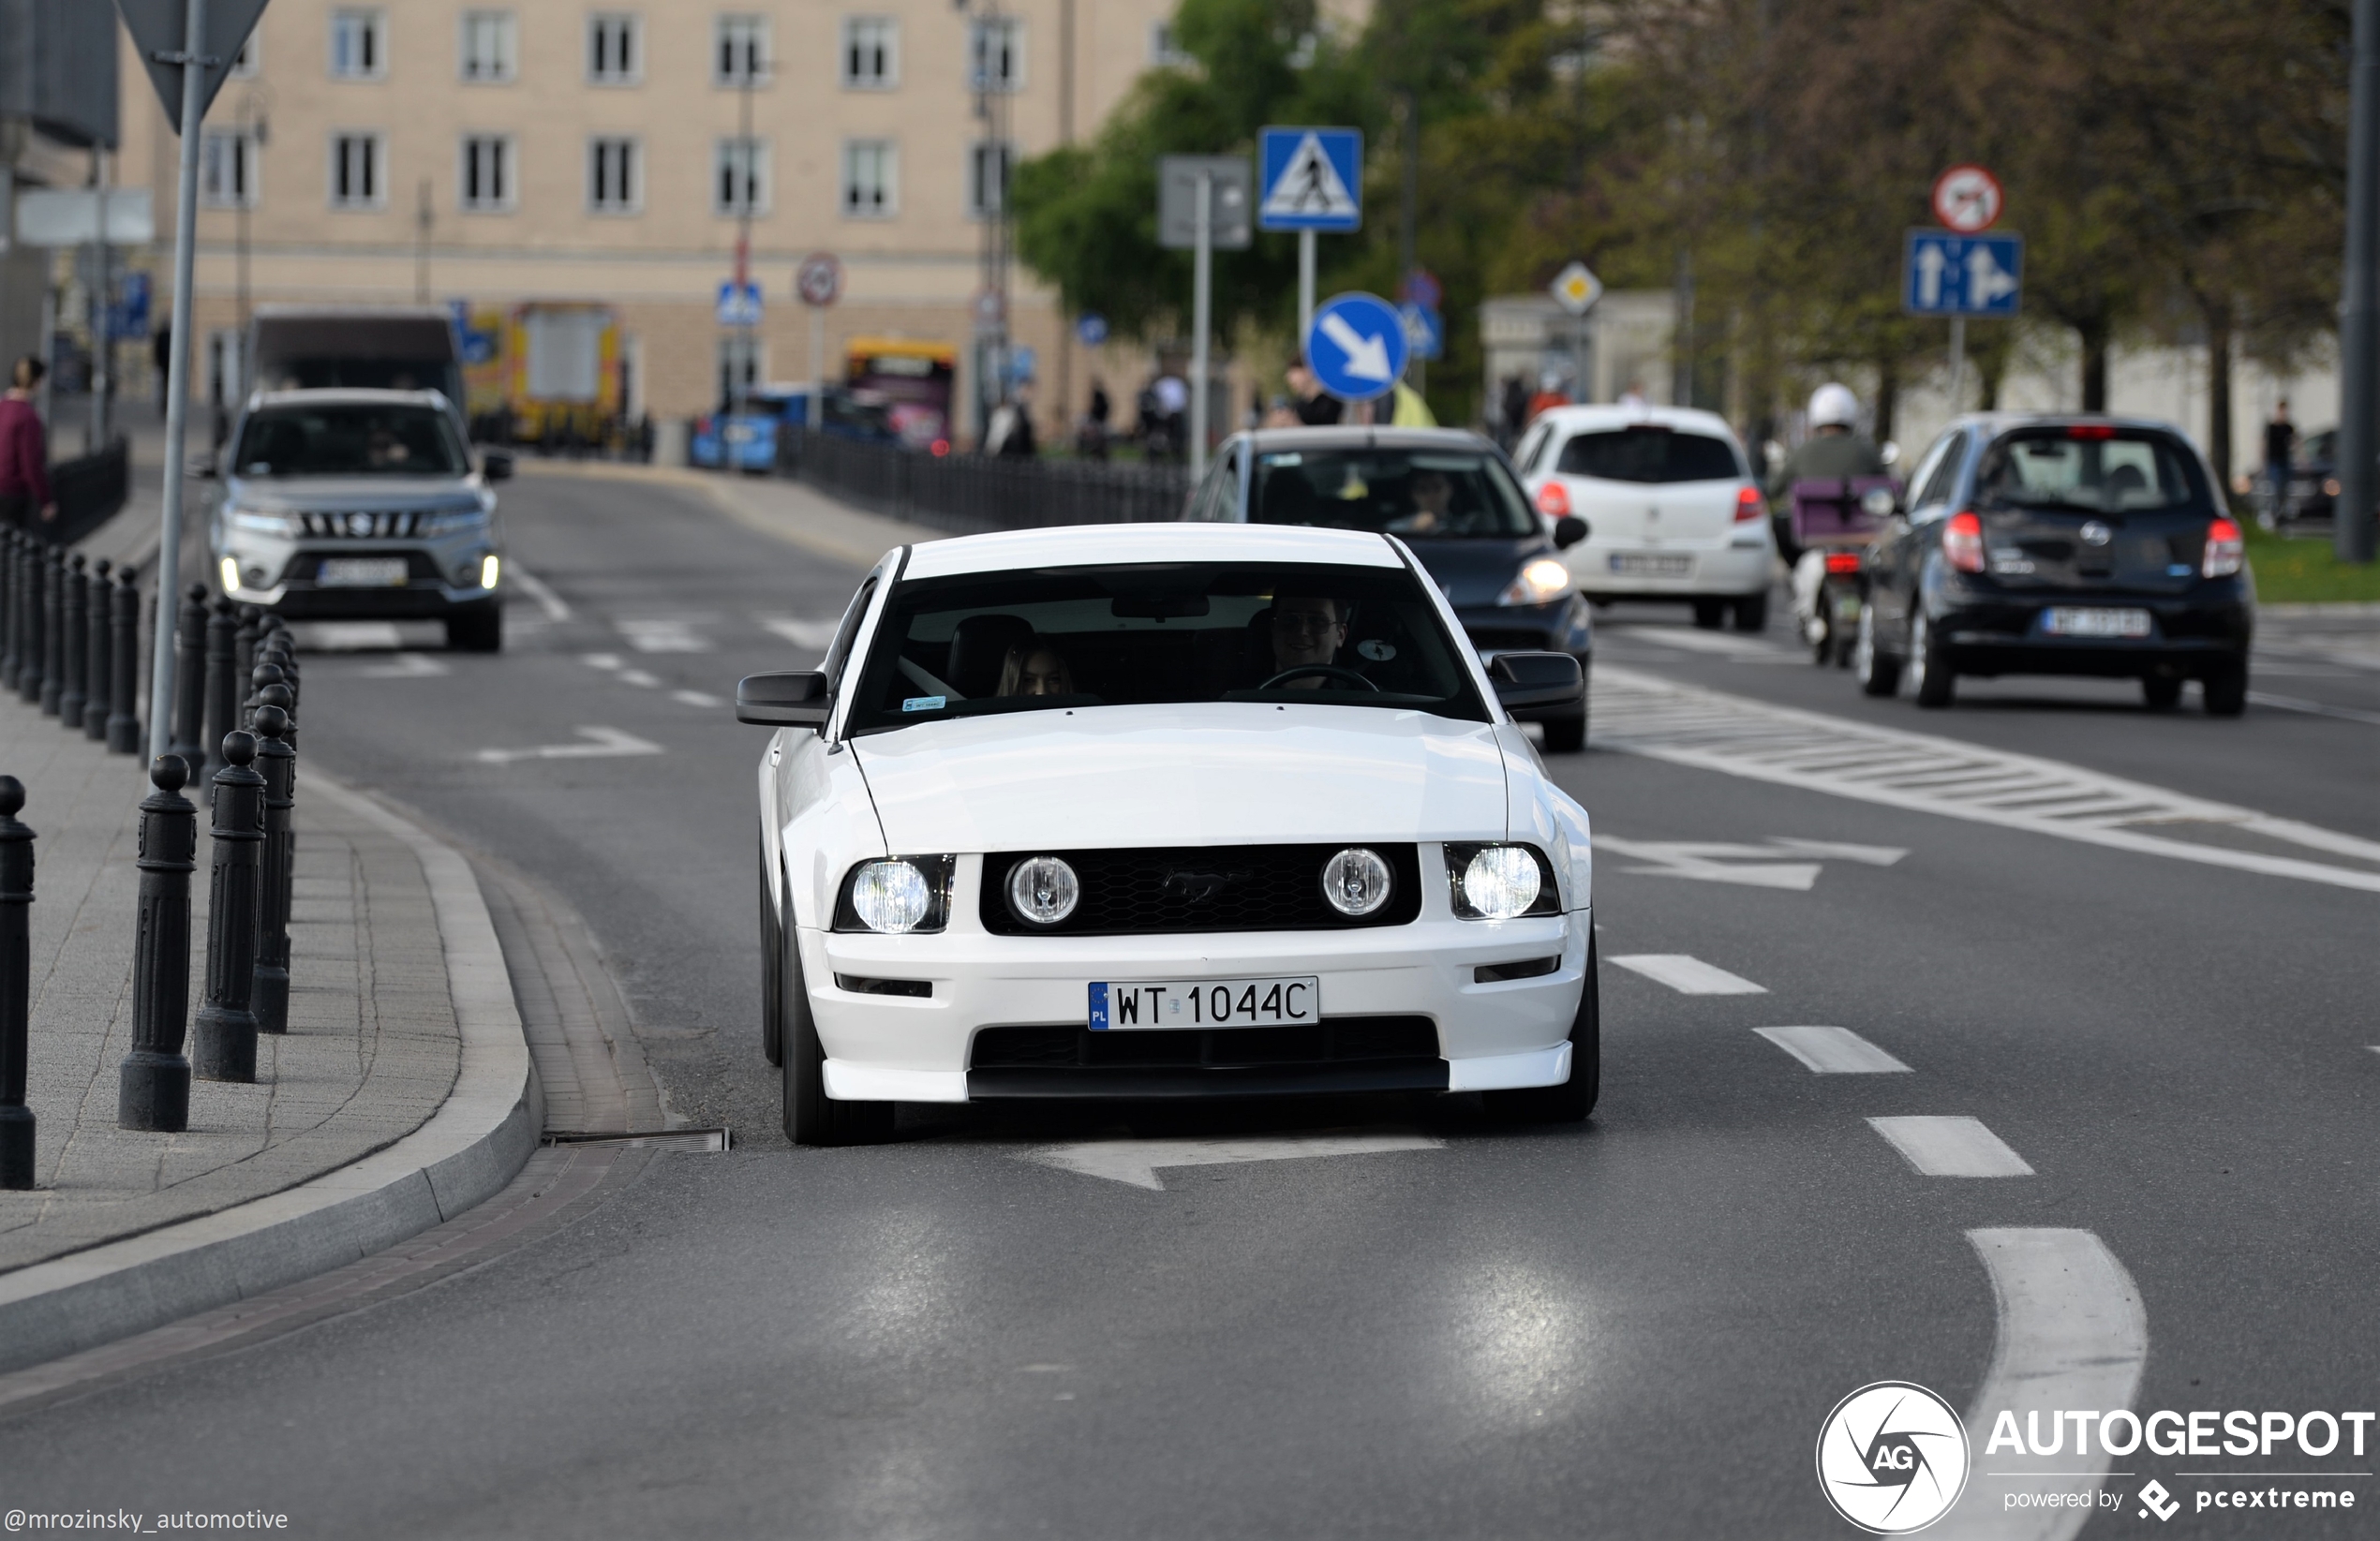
<box><xmin>208</xmin><ymin>389</ymin><xmax>511</xmax><ymax>650</ymax></box>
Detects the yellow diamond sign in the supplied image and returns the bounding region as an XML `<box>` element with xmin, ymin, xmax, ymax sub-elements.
<box><xmin>1551</xmin><ymin>260</ymin><xmax>1603</xmax><ymax>317</ymax></box>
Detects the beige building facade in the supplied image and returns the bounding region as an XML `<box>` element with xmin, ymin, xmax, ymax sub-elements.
<box><xmin>119</xmin><ymin>0</ymin><xmax>1191</xmax><ymax>436</ymax></box>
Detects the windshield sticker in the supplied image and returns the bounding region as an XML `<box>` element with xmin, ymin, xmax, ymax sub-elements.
<box><xmin>901</xmin><ymin>695</ymin><xmax>947</xmax><ymax>713</ymax></box>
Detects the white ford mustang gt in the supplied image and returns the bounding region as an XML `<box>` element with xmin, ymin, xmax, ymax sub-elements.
<box><xmin>740</xmin><ymin>522</ymin><xmax>1599</xmax><ymax>1145</ymax></box>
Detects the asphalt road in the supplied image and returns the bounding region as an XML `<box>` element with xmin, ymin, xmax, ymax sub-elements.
<box><xmin>1</xmin><ymin>471</ymin><xmax>2373</xmax><ymax>1539</ymax></box>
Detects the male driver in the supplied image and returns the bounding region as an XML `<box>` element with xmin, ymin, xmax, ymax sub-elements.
<box><xmin>1269</xmin><ymin>593</ymin><xmax>1348</xmax><ymax>688</ymax></box>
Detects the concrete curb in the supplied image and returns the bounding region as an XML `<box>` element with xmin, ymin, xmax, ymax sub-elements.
<box><xmin>0</xmin><ymin>770</ymin><xmax>542</xmax><ymax>1377</ymax></box>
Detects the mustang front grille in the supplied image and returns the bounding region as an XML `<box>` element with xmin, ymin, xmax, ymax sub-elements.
<box><xmin>978</xmin><ymin>843</ymin><xmax>1423</xmax><ymax>936</ymax></box>
<box><xmin>971</xmin><ymin>1016</ymin><xmax>1439</xmax><ymax>1071</ymax></box>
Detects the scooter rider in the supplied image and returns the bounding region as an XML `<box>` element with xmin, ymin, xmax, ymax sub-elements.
<box><xmin>1769</xmin><ymin>383</ymin><xmax>1885</xmax><ymax>562</ymax></box>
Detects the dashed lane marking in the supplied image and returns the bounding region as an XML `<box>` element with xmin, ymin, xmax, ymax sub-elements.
<box><xmin>760</xmin><ymin>615</ymin><xmax>842</xmax><ymax>654</ymax></box>
<box><xmin>474</xmin><ymin>726</ymin><xmax>664</xmax><ymax>764</ymax></box>
<box><xmin>1936</xmin><ymin>1229</ymin><xmax>2149</xmax><ymax>1538</ymax></box>
<box><xmin>1867</xmin><ymin>1116</ymin><xmax>2033</xmax><ymax>1177</ymax></box>
<box><xmin>2247</xmin><ymin>690</ymin><xmax>2380</xmax><ymax>729</ymax></box>
<box><xmin>617</xmin><ymin>618</ymin><xmax>713</xmax><ymax>653</ymax></box>
<box><xmin>1021</xmin><ymin>1132</ymin><xmax>1443</xmax><ymax>1191</ymax></box>
<box><xmin>1756</xmin><ymin>1026</ymin><xmax>1911</xmax><ymax>1074</ymax></box>
<box><xmin>1592</xmin><ymin>664</ymin><xmax>2380</xmax><ymax>893</ymax></box>
<box><xmin>508</xmin><ymin>564</ymin><xmax>572</xmax><ymax>622</ymax></box>
<box><xmin>1610</xmin><ymin>954</ymin><xmax>1767</xmax><ymax>995</ymax></box>
<box><xmin>355</xmin><ymin>652</ymin><xmax>450</xmax><ymax>679</ymax></box>
<box><xmin>617</xmin><ymin>669</ymin><xmax>662</xmax><ymax>689</ymax></box>
<box><xmin>581</xmin><ymin>652</ymin><xmax>622</xmax><ymax>671</ymax></box>
<box><xmin>672</xmin><ymin>689</ymin><xmax>723</xmax><ymax>709</ymax></box>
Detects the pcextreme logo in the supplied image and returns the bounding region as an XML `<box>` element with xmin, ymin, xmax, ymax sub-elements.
<box><xmin>1816</xmin><ymin>1382</ymin><xmax>1971</xmax><ymax>1534</ymax></box>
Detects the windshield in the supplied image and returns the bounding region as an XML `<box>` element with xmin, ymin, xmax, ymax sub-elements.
<box><xmin>847</xmin><ymin>560</ymin><xmax>1489</xmax><ymax>734</ymax></box>
<box><xmin>1249</xmin><ymin>450</ymin><xmax>1537</xmax><ymax>539</ymax></box>
<box><xmin>233</xmin><ymin>404</ymin><xmax>469</xmax><ymax>479</ymax></box>
<box><xmin>1973</xmin><ymin>430</ymin><xmax>2210</xmax><ymax>514</ymax></box>
<box><xmin>1555</xmin><ymin>426</ymin><xmax>1744</xmax><ymax>483</ymax></box>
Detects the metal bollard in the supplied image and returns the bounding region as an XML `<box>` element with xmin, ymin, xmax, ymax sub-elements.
<box><xmin>108</xmin><ymin>570</ymin><xmax>142</xmax><ymax>753</ymax></box>
<box><xmin>27</xmin><ymin>543</ymin><xmax>56</xmax><ymax>708</ymax></box>
<box><xmin>37</xmin><ymin>543</ymin><xmax>64</xmax><ymax>714</ymax></box>
<box><xmin>0</xmin><ymin>532</ymin><xmax>19</xmax><ymax>695</ymax></box>
<box><xmin>202</xmin><ymin>598</ymin><xmax>238</xmax><ymax>777</ymax></box>
<box><xmin>170</xmin><ymin>585</ymin><xmax>208</xmax><ymax>778</ymax></box>
<box><xmin>0</xmin><ymin>776</ymin><xmax>35</xmax><ymax>1189</ymax></box>
<box><xmin>234</xmin><ymin>605</ymin><xmax>260</xmax><ymax>708</ymax></box>
<box><xmin>58</xmin><ymin>555</ymin><xmax>87</xmax><ymax>731</ymax></box>
<box><xmin>190</xmin><ymin>733</ymin><xmax>265</xmax><ymax>1084</ymax></box>
<box><xmin>83</xmin><ymin>558</ymin><xmax>112</xmax><ymax>738</ymax></box>
<box><xmin>119</xmin><ymin>757</ymin><xmax>196</xmax><ymax>1131</ymax></box>
<box><xmin>250</xmin><ymin>704</ymin><xmax>294</xmax><ymax>1036</ymax></box>
<box><xmin>245</xmin><ymin>660</ymin><xmax>283</xmax><ymax>729</ymax></box>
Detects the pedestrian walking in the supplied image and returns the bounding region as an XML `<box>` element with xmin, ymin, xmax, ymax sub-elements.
<box><xmin>1498</xmin><ymin>374</ymin><xmax>1529</xmax><ymax>450</ymax></box>
<box><xmin>0</xmin><ymin>358</ymin><xmax>56</xmax><ymax>533</ymax></box>
<box><xmin>1078</xmin><ymin>378</ymin><xmax>1111</xmax><ymax>460</ymax></box>
<box><xmin>151</xmin><ymin>326</ymin><xmax>171</xmax><ymax>413</ymax></box>
<box><xmin>1287</xmin><ymin>356</ymin><xmax>1343</xmax><ymax>427</ymax></box>
<box><xmin>2264</xmin><ymin>399</ymin><xmax>2297</xmax><ymax>526</ymax></box>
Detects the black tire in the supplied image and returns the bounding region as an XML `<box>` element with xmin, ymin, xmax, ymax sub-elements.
<box><xmin>759</xmin><ymin>845</ymin><xmax>782</xmax><ymax>1066</ymax></box>
<box><xmin>1731</xmin><ymin>592</ymin><xmax>1770</xmax><ymax>632</ymax></box>
<box><xmin>1691</xmin><ymin>599</ymin><xmax>1726</xmax><ymax>630</ymax></box>
<box><xmin>1482</xmin><ymin>938</ymin><xmax>1600</xmax><ymax>1124</ymax></box>
<box><xmin>2203</xmin><ymin>659</ymin><xmax>2248</xmax><ymax>717</ymax></box>
<box><xmin>1909</xmin><ymin>610</ymin><xmax>1956</xmax><ymax>708</ymax></box>
<box><xmin>780</xmin><ymin>912</ymin><xmax>895</xmax><ymax>1146</ymax></box>
<box><xmin>446</xmin><ymin>602</ymin><xmax>503</xmax><ymax>653</ymax></box>
<box><xmin>1854</xmin><ymin>604</ymin><xmax>1902</xmax><ymax>697</ymax></box>
<box><xmin>2141</xmin><ymin>675</ymin><xmax>2183</xmax><ymax>710</ymax></box>
<box><xmin>1540</xmin><ymin>710</ymin><xmax>1587</xmax><ymax>754</ymax></box>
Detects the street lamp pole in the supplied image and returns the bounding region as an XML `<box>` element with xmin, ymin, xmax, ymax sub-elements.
<box><xmin>964</xmin><ymin>0</ymin><xmax>1011</xmax><ymax>446</ymax></box>
<box><xmin>735</xmin><ymin>35</ymin><xmax>759</xmax><ymax>416</ymax></box>
<box><xmin>2338</xmin><ymin>0</ymin><xmax>2380</xmax><ymax>565</ymax></box>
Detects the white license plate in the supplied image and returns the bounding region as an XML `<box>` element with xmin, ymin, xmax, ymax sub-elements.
<box><xmin>1090</xmin><ymin>976</ymin><xmax>1319</xmax><ymax>1031</ymax></box>
<box><xmin>2042</xmin><ymin>606</ymin><xmax>2151</xmax><ymax>638</ymax></box>
<box><xmin>317</xmin><ymin>557</ymin><xmax>408</xmax><ymax>588</ymax></box>
<box><xmin>1609</xmin><ymin>553</ymin><xmax>1694</xmax><ymax>576</ymax></box>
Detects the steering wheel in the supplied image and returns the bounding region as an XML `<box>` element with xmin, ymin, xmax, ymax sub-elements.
<box><xmin>1258</xmin><ymin>666</ymin><xmax>1379</xmax><ymax>692</ymax></box>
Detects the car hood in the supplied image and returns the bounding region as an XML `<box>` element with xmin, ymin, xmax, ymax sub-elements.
<box><xmin>852</xmin><ymin>703</ymin><xmax>1510</xmax><ymax>852</ymax></box>
<box><xmin>1404</xmin><ymin>536</ymin><xmax>1550</xmax><ymax>607</ymax></box>
<box><xmin>223</xmin><ymin>476</ymin><xmax>483</xmax><ymax>513</ymax></box>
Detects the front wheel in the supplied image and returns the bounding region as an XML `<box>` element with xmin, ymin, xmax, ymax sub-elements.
<box><xmin>1481</xmin><ymin>939</ymin><xmax>1600</xmax><ymax>1124</ymax></box>
<box><xmin>1854</xmin><ymin>604</ymin><xmax>1902</xmax><ymax>697</ymax></box>
<box><xmin>781</xmin><ymin>921</ymin><xmax>894</xmax><ymax>1147</ymax></box>
<box><xmin>759</xmin><ymin>846</ymin><xmax>782</xmax><ymax>1066</ymax></box>
<box><xmin>1910</xmin><ymin>611</ymin><xmax>1956</xmax><ymax>708</ymax></box>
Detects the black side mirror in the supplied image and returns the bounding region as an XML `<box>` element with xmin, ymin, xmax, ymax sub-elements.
<box><xmin>1486</xmin><ymin>651</ymin><xmax>1584</xmax><ymax>717</ymax></box>
<box><xmin>1553</xmin><ymin>514</ymin><xmax>1588</xmax><ymax>549</ymax></box>
<box><xmin>736</xmin><ymin>671</ymin><xmax>832</xmax><ymax>728</ymax></box>
<box><xmin>482</xmin><ymin>451</ymin><xmax>514</xmax><ymax>482</ymax></box>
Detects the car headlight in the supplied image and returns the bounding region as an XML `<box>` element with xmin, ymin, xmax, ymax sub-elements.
<box><xmin>1444</xmin><ymin>842</ymin><xmax>1560</xmax><ymax>920</ymax></box>
<box><xmin>1497</xmin><ymin>556</ymin><xmax>1573</xmax><ymax>608</ymax></box>
<box><xmin>1320</xmin><ymin>847</ymin><xmax>1393</xmax><ymax>917</ymax></box>
<box><xmin>423</xmin><ymin>508</ymin><xmax>491</xmax><ymax>537</ymax></box>
<box><xmin>1006</xmin><ymin>855</ymin><xmax>1080</xmax><ymax>926</ymax></box>
<box><xmin>226</xmin><ymin>506</ymin><xmax>301</xmax><ymax>538</ymax></box>
<box><xmin>479</xmin><ymin>554</ymin><xmax>501</xmax><ymax>589</ymax></box>
<box><xmin>833</xmin><ymin>856</ymin><xmax>955</xmax><ymax>934</ymax></box>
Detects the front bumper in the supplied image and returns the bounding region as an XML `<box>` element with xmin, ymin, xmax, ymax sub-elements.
<box><xmin>214</xmin><ymin>539</ymin><xmax>501</xmax><ymax>618</ymax></box>
<box><xmin>801</xmin><ymin>906</ymin><xmax>1592</xmax><ymax>1104</ymax></box>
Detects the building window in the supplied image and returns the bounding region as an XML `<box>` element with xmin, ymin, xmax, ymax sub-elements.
<box><xmin>230</xmin><ymin>33</ymin><xmax>260</xmax><ymax>79</ymax></box>
<box><xmin>329</xmin><ymin>9</ymin><xmax>385</xmax><ymax>79</ymax></box>
<box><xmin>589</xmin><ymin>136</ymin><xmax>641</xmax><ymax>213</ymax></box>
<box><xmin>329</xmin><ymin>132</ymin><xmax>383</xmax><ymax>208</ymax></box>
<box><xmin>460</xmin><ymin>135</ymin><xmax>514</xmax><ymax>211</ymax></box>
<box><xmin>715</xmin><ymin>137</ymin><xmax>769</xmax><ymax>215</ymax></box>
<box><xmin>460</xmin><ymin>10</ymin><xmax>516</xmax><ymax>82</ymax></box>
<box><xmin>968</xmin><ymin>17</ymin><xmax>1023</xmax><ymax>92</ymax></box>
<box><xmin>841</xmin><ymin>17</ymin><xmax>898</xmax><ymax>88</ymax></box>
<box><xmin>588</xmin><ymin>12</ymin><xmax>641</xmax><ymax>83</ymax></box>
<box><xmin>715</xmin><ymin>14</ymin><xmax>769</xmax><ymax>86</ymax></box>
<box><xmin>718</xmin><ymin>333</ymin><xmax>763</xmax><ymax>408</ymax></box>
<box><xmin>201</xmin><ymin>129</ymin><xmax>260</xmax><ymax>208</ymax></box>
<box><xmin>967</xmin><ymin>140</ymin><xmax>1013</xmax><ymax>218</ymax></box>
<box><xmin>1147</xmin><ymin>22</ymin><xmax>1191</xmax><ymax>67</ymax></box>
<box><xmin>841</xmin><ymin>139</ymin><xmax>896</xmax><ymax>218</ymax></box>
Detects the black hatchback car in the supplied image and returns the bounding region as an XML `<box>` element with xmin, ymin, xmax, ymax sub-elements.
<box><xmin>1854</xmin><ymin>414</ymin><xmax>2251</xmax><ymax>714</ymax></box>
<box><xmin>1184</xmin><ymin>427</ymin><xmax>1593</xmax><ymax>748</ymax></box>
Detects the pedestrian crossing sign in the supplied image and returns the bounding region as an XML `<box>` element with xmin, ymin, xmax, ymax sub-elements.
<box><xmin>1258</xmin><ymin>127</ymin><xmax>1363</xmax><ymax>232</ymax></box>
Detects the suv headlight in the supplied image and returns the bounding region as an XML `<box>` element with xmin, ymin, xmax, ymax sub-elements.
<box><xmin>422</xmin><ymin>507</ymin><xmax>492</xmax><ymax>537</ymax></box>
<box><xmin>833</xmin><ymin>856</ymin><xmax>956</xmax><ymax>934</ymax></box>
<box><xmin>226</xmin><ymin>506</ymin><xmax>302</xmax><ymax>538</ymax></box>
<box><xmin>1444</xmin><ymin>842</ymin><xmax>1561</xmax><ymax>919</ymax></box>
<box><xmin>1497</xmin><ymin>557</ymin><xmax>1573</xmax><ymax>608</ymax></box>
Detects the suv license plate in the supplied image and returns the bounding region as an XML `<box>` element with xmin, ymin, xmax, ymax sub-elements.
<box><xmin>1610</xmin><ymin>553</ymin><xmax>1694</xmax><ymax>576</ymax></box>
<box><xmin>318</xmin><ymin>557</ymin><xmax>408</xmax><ymax>588</ymax></box>
<box><xmin>1090</xmin><ymin>976</ymin><xmax>1319</xmax><ymax>1031</ymax></box>
<box><xmin>2043</xmin><ymin>606</ymin><xmax>2151</xmax><ymax>638</ymax></box>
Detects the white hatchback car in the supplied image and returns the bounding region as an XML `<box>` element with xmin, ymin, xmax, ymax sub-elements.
<box><xmin>740</xmin><ymin>523</ymin><xmax>1599</xmax><ymax>1145</ymax></box>
<box><xmin>1514</xmin><ymin>404</ymin><xmax>1775</xmax><ymax>630</ymax></box>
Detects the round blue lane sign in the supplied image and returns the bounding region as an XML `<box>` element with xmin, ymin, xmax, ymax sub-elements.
<box><xmin>1076</xmin><ymin>312</ymin><xmax>1109</xmax><ymax>347</ymax></box>
<box><xmin>1304</xmin><ymin>291</ymin><xmax>1410</xmax><ymax>403</ymax></box>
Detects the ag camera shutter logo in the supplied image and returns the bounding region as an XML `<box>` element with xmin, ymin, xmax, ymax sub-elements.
<box><xmin>1816</xmin><ymin>1382</ymin><xmax>1971</xmax><ymax>1534</ymax></box>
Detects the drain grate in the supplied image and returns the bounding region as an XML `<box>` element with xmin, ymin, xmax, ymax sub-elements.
<box><xmin>543</xmin><ymin>1128</ymin><xmax>731</xmax><ymax>1152</ymax></box>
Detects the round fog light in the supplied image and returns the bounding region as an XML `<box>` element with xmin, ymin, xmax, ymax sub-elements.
<box><xmin>852</xmin><ymin>860</ymin><xmax>932</xmax><ymax>934</ymax></box>
<box><xmin>1007</xmin><ymin>855</ymin><xmax>1079</xmax><ymax>926</ymax></box>
<box><xmin>1462</xmin><ymin>847</ymin><xmax>1541</xmax><ymax>920</ymax></box>
<box><xmin>1321</xmin><ymin>847</ymin><xmax>1393</xmax><ymax>917</ymax></box>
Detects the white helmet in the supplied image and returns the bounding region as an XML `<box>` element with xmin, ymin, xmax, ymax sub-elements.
<box><xmin>1808</xmin><ymin>382</ymin><xmax>1859</xmax><ymax>429</ymax></box>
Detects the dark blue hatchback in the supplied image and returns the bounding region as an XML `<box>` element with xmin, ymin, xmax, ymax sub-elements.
<box><xmin>1184</xmin><ymin>427</ymin><xmax>1592</xmax><ymax>749</ymax></box>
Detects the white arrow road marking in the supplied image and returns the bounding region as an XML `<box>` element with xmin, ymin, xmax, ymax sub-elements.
<box><xmin>617</xmin><ymin>618</ymin><xmax>712</xmax><ymax>653</ymax></box>
<box><xmin>1756</xmin><ymin>1027</ymin><xmax>1911</xmax><ymax>1074</ymax></box>
<box><xmin>760</xmin><ymin>615</ymin><xmax>840</xmax><ymax>653</ymax></box>
<box><xmin>475</xmin><ymin>726</ymin><xmax>664</xmax><ymax>764</ymax></box>
<box><xmin>508</xmin><ymin>564</ymin><xmax>572</xmax><ymax>622</ymax></box>
<box><xmin>356</xmin><ymin>652</ymin><xmax>450</xmax><ymax>679</ymax></box>
<box><xmin>1317</xmin><ymin>311</ymin><xmax>1393</xmax><ymax>381</ymax></box>
<box><xmin>1595</xmin><ymin>837</ymin><xmax>1822</xmax><ymax>890</ymax></box>
<box><xmin>1867</xmin><ymin>1116</ymin><xmax>2033</xmax><ymax>1177</ymax></box>
<box><xmin>1933</xmin><ymin>1229</ymin><xmax>2148</xmax><ymax>1540</ymax></box>
<box><xmin>1610</xmin><ymin>954</ymin><xmax>1767</xmax><ymax>995</ymax></box>
<box><xmin>1761</xmin><ymin>837</ymin><xmax>1909</xmax><ymax>865</ymax></box>
<box><xmin>1020</xmin><ymin>1132</ymin><xmax>1442</xmax><ymax>1191</ymax></box>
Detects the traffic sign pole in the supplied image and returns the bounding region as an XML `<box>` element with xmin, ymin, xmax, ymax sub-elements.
<box><xmin>809</xmin><ymin>312</ymin><xmax>825</xmax><ymax>430</ymax></box>
<box><xmin>1191</xmin><ymin>171</ymin><xmax>1212</xmax><ymax>482</ymax></box>
<box><xmin>1948</xmin><ymin>316</ymin><xmax>1966</xmax><ymax>415</ymax></box>
<box><xmin>1298</xmin><ymin>230</ymin><xmax>1316</xmax><ymax>352</ymax></box>
<box><xmin>150</xmin><ymin>0</ymin><xmax>208</xmax><ymax>765</ymax></box>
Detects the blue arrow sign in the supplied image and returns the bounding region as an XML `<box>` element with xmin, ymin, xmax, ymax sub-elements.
<box><xmin>717</xmin><ymin>280</ymin><xmax>765</xmax><ymax>327</ymax></box>
<box><xmin>1399</xmin><ymin>303</ymin><xmax>1444</xmax><ymax>363</ymax></box>
<box><xmin>1904</xmin><ymin>231</ymin><xmax>2023</xmax><ymax>317</ymax></box>
<box><xmin>1258</xmin><ymin>127</ymin><xmax>1363</xmax><ymax>232</ymax></box>
<box><xmin>1306</xmin><ymin>292</ymin><xmax>1408</xmax><ymax>401</ymax></box>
